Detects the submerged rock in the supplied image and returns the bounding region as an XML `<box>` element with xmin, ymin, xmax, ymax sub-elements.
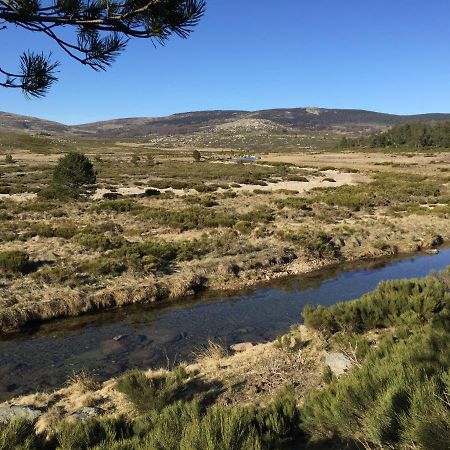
<box><xmin>325</xmin><ymin>352</ymin><xmax>353</xmax><ymax>376</ymax></box>
<box><xmin>0</xmin><ymin>405</ymin><xmax>42</xmax><ymax>424</ymax></box>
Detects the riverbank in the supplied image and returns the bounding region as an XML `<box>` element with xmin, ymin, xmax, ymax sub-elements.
<box><xmin>1</xmin><ymin>268</ymin><xmax>448</xmax><ymax>449</ymax></box>
<box><xmin>0</xmin><ymin>324</ymin><xmax>326</xmax><ymax>433</ymax></box>
<box><xmin>0</xmin><ymin>224</ymin><xmax>448</xmax><ymax>335</ymax></box>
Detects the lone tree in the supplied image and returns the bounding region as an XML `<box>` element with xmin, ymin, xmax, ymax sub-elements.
<box><xmin>0</xmin><ymin>0</ymin><xmax>205</xmax><ymax>97</ymax></box>
<box><xmin>41</xmin><ymin>152</ymin><xmax>96</xmax><ymax>198</ymax></box>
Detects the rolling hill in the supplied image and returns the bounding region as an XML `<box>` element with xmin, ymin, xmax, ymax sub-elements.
<box><xmin>2</xmin><ymin>108</ymin><xmax>450</xmax><ymax>138</ymax></box>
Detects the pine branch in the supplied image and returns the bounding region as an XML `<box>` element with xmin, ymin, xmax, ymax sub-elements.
<box><xmin>0</xmin><ymin>0</ymin><xmax>205</xmax><ymax>96</ymax></box>
<box><xmin>0</xmin><ymin>52</ymin><xmax>59</xmax><ymax>97</ymax></box>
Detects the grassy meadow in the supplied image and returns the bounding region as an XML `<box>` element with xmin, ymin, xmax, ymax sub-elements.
<box><xmin>0</xmin><ymin>131</ymin><xmax>449</xmax><ymax>332</ymax></box>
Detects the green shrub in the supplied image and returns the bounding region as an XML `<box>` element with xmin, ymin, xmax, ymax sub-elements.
<box><xmin>303</xmin><ymin>275</ymin><xmax>449</xmax><ymax>334</ymax></box>
<box><xmin>27</xmin><ymin>221</ymin><xmax>78</xmax><ymax>239</ymax></box>
<box><xmin>239</xmin><ymin>206</ymin><xmax>275</xmax><ymax>224</ymax></box>
<box><xmin>0</xmin><ymin>250</ymin><xmax>29</xmax><ymax>274</ymax></box>
<box><xmin>0</xmin><ymin>380</ymin><xmax>300</xmax><ymax>450</ymax></box>
<box><xmin>234</xmin><ymin>220</ymin><xmax>253</xmax><ymax>234</ymax></box>
<box><xmin>95</xmin><ymin>199</ymin><xmax>143</xmax><ymax>213</ymax></box>
<box><xmin>54</xmin><ymin>224</ymin><xmax>79</xmax><ymax>239</ymax></box>
<box><xmin>255</xmin><ymin>385</ymin><xmax>299</xmax><ymax>443</ymax></box>
<box><xmin>0</xmin><ymin>419</ymin><xmax>41</xmax><ymax>450</ymax></box>
<box><xmin>180</xmin><ymin>404</ymin><xmax>262</xmax><ymax>450</ymax></box>
<box><xmin>274</xmin><ymin>197</ymin><xmax>313</xmax><ymax>211</ymax></box>
<box><xmin>29</xmin><ymin>223</ymin><xmax>54</xmax><ymax>238</ymax></box>
<box><xmin>140</xmin><ymin>206</ymin><xmax>236</xmax><ymax>231</ymax></box>
<box><xmin>193</xmin><ymin>184</ymin><xmax>218</xmax><ymax>193</ymax></box>
<box><xmin>144</xmin><ymin>188</ymin><xmax>161</xmax><ymax>197</ymax></box>
<box><xmin>79</xmin><ymin>258</ymin><xmax>126</xmax><ymax>277</ymax></box>
<box><xmin>148</xmin><ymin>179</ymin><xmax>192</xmax><ymax>190</ymax></box>
<box><xmin>116</xmin><ymin>367</ymin><xmax>190</xmax><ymax>414</ymax></box>
<box><xmin>287</xmin><ymin>175</ymin><xmax>308</xmax><ymax>182</ymax></box>
<box><xmin>55</xmin><ymin>416</ymin><xmax>130</xmax><ymax>450</ymax></box>
<box><xmin>74</xmin><ymin>233</ymin><xmax>126</xmax><ymax>251</ymax></box>
<box><xmin>279</xmin><ymin>228</ymin><xmax>341</xmax><ymax>259</ymax></box>
<box><xmin>301</xmin><ymin>327</ymin><xmax>450</xmax><ymax>449</ymax></box>
<box><xmin>322</xmin><ymin>366</ymin><xmax>335</xmax><ymax>385</ymax></box>
<box><xmin>310</xmin><ymin>173</ymin><xmax>442</xmax><ymax>211</ymax></box>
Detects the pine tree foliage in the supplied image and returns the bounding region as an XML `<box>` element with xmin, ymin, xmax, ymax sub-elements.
<box><xmin>0</xmin><ymin>0</ymin><xmax>205</xmax><ymax>96</ymax></box>
<box><xmin>341</xmin><ymin>121</ymin><xmax>450</xmax><ymax>149</ymax></box>
<box><xmin>39</xmin><ymin>151</ymin><xmax>96</xmax><ymax>198</ymax></box>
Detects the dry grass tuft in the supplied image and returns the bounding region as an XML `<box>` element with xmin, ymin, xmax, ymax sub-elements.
<box><xmin>66</xmin><ymin>369</ymin><xmax>100</xmax><ymax>392</ymax></box>
<box><xmin>193</xmin><ymin>339</ymin><xmax>229</xmax><ymax>363</ymax></box>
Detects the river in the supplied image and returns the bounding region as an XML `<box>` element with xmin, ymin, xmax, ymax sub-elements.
<box><xmin>0</xmin><ymin>248</ymin><xmax>449</xmax><ymax>401</ymax></box>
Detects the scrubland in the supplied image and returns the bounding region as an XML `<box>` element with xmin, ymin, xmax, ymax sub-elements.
<box><xmin>1</xmin><ymin>128</ymin><xmax>449</xmax><ymax>448</ymax></box>
<box><xmin>0</xmin><ymin>140</ymin><xmax>449</xmax><ymax>332</ymax></box>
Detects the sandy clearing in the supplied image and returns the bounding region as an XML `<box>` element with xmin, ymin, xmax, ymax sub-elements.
<box><xmin>0</xmin><ymin>192</ymin><xmax>37</xmax><ymax>202</ymax></box>
<box><xmin>236</xmin><ymin>171</ymin><xmax>367</xmax><ymax>193</ymax></box>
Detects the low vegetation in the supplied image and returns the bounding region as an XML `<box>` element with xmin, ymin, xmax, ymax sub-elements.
<box><xmin>0</xmin><ymin>250</ymin><xmax>30</xmax><ymax>275</ymax></box>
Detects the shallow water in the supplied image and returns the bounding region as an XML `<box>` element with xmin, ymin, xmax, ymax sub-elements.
<box><xmin>0</xmin><ymin>249</ymin><xmax>449</xmax><ymax>401</ymax></box>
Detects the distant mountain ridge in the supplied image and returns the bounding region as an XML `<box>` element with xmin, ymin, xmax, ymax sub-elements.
<box><xmin>2</xmin><ymin>108</ymin><xmax>450</xmax><ymax>138</ymax></box>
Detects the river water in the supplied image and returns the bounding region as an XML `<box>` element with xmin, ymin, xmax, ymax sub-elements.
<box><xmin>0</xmin><ymin>249</ymin><xmax>449</xmax><ymax>401</ymax></box>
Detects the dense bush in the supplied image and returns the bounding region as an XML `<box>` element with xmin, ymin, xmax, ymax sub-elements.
<box><xmin>274</xmin><ymin>197</ymin><xmax>313</xmax><ymax>211</ymax></box>
<box><xmin>117</xmin><ymin>237</ymin><xmax>210</xmax><ymax>273</ymax></box>
<box><xmin>74</xmin><ymin>233</ymin><xmax>126</xmax><ymax>252</ymax></box>
<box><xmin>192</xmin><ymin>150</ymin><xmax>202</xmax><ymax>162</ymax></box>
<box><xmin>278</xmin><ymin>228</ymin><xmax>341</xmax><ymax>259</ymax></box>
<box><xmin>140</xmin><ymin>206</ymin><xmax>236</xmax><ymax>230</ymax></box>
<box><xmin>0</xmin><ymin>376</ymin><xmax>299</xmax><ymax>450</ymax></box>
<box><xmin>303</xmin><ymin>275</ymin><xmax>449</xmax><ymax>334</ymax></box>
<box><xmin>79</xmin><ymin>258</ymin><xmax>126</xmax><ymax>277</ymax></box>
<box><xmin>309</xmin><ymin>173</ymin><xmax>442</xmax><ymax>211</ymax></box>
<box><xmin>95</xmin><ymin>199</ymin><xmax>143</xmax><ymax>213</ymax></box>
<box><xmin>302</xmin><ymin>327</ymin><xmax>450</xmax><ymax>449</ymax></box>
<box><xmin>0</xmin><ymin>418</ymin><xmax>42</xmax><ymax>450</ymax></box>
<box><xmin>0</xmin><ymin>250</ymin><xmax>29</xmax><ymax>274</ymax></box>
<box><xmin>28</xmin><ymin>223</ymin><xmax>78</xmax><ymax>239</ymax></box>
<box><xmin>4</xmin><ymin>154</ymin><xmax>14</xmax><ymax>164</ymax></box>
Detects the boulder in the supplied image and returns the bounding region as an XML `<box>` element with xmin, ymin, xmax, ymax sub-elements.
<box><xmin>325</xmin><ymin>352</ymin><xmax>353</xmax><ymax>376</ymax></box>
<box><xmin>71</xmin><ymin>406</ymin><xmax>103</xmax><ymax>421</ymax></box>
<box><xmin>0</xmin><ymin>405</ymin><xmax>42</xmax><ymax>424</ymax></box>
<box><xmin>230</xmin><ymin>342</ymin><xmax>254</xmax><ymax>352</ymax></box>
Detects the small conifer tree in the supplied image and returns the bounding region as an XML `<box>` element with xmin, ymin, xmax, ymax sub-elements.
<box><xmin>192</xmin><ymin>150</ymin><xmax>201</xmax><ymax>162</ymax></box>
<box><xmin>41</xmin><ymin>152</ymin><xmax>96</xmax><ymax>198</ymax></box>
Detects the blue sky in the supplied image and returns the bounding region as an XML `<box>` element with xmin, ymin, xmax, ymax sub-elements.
<box><xmin>1</xmin><ymin>0</ymin><xmax>450</xmax><ymax>124</ymax></box>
